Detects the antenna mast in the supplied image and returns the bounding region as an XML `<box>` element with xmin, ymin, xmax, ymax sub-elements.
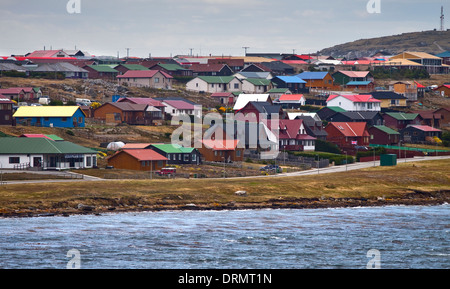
<box><xmin>441</xmin><ymin>6</ymin><xmax>445</xmax><ymax>31</ymax></box>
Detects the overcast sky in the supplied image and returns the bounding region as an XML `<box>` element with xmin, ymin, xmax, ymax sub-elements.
<box><xmin>0</xmin><ymin>0</ymin><xmax>447</xmax><ymax>57</ymax></box>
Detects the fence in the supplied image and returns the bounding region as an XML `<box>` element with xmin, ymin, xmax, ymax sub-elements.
<box><xmin>244</xmin><ymin>151</ymin><xmax>329</xmax><ymax>169</ymax></box>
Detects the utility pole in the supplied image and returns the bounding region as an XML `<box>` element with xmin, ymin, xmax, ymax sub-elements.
<box><xmin>126</xmin><ymin>48</ymin><xmax>130</xmax><ymax>59</ymax></box>
<box><xmin>189</xmin><ymin>48</ymin><xmax>194</xmax><ymax>56</ymax></box>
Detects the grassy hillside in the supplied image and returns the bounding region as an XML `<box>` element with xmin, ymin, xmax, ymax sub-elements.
<box><xmin>319</xmin><ymin>30</ymin><xmax>450</xmax><ymax>58</ymax></box>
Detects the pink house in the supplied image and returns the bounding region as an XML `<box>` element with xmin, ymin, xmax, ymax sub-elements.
<box><xmin>117</xmin><ymin>70</ymin><xmax>173</xmax><ymax>89</ymax></box>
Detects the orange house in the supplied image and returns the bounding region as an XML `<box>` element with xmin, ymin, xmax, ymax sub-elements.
<box><xmin>107</xmin><ymin>149</ymin><xmax>167</xmax><ymax>171</ymax></box>
<box><xmin>296</xmin><ymin>71</ymin><xmax>336</xmax><ymax>90</ymax></box>
<box><xmin>93</xmin><ymin>102</ymin><xmax>148</xmax><ymax>125</ymax></box>
<box><xmin>434</xmin><ymin>85</ymin><xmax>450</xmax><ymax>97</ymax></box>
<box><xmin>199</xmin><ymin>126</ymin><xmax>244</xmax><ymax>162</ymax></box>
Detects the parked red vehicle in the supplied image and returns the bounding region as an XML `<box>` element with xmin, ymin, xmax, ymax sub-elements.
<box><xmin>156</xmin><ymin>167</ymin><xmax>176</xmax><ymax>175</ymax></box>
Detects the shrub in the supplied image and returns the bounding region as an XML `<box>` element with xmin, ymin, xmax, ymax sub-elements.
<box><xmin>315</xmin><ymin>139</ymin><xmax>341</xmax><ymax>154</ymax></box>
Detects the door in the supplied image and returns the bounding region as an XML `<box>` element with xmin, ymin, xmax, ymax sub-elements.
<box><xmin>33</xmin><ymin>157</ymin><xmax>42</xmax><ymax>168</ymax></box>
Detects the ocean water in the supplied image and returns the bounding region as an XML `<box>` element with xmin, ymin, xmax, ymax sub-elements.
<box><xmin>0</xmin><ymin>205</ymin><xmax>448</xmax><ymax>269</ymax></box>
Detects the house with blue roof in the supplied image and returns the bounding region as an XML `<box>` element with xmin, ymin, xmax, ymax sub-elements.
<box><xmin>296</xmin><ymin>71</ymin><xmax>335</xmax><ymax>90</ymax></box>
<box><xmin>436</xmin><ymin>51</ymin><xmax>450</xmax><ymax>65</ymax></box>
<box><xmin>271</xmin><ymin>75</ymin><xmax>307</xmax><ymax>93</ymax></box>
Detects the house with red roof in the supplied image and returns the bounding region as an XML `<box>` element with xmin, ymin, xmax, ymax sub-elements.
<box><xmin>190</xmin><ymin>63</ymin><xmax>233</xmax><ymax>76</ymax></box>
<box><xmin>400</xmin><ymin>125</ymin><xmax>442</xmax><ymax>144</ymax></box>
<box><xmin>278</xmin><ymin>119</ymin><xmax>316</xmax><ymax>151</ymax></box>
<box><xmin>434</xmin><ymin>84</ymin><xmax>450</xmax><ymax>97</ymax></box>
<box><xmin>107</xmin><ymin>149</ymin><xmax>168</xmax><ymax>171</ymax></box>
<box><xmin>26</xmin><ymin>49</ymin><xmax>71</xmax><ymax>58</ymax></box>
<box><xmin>0</xmin><ymin>88</ymin><xmax>26</xmax><ymax>101</ymax></box>
<box><xmin>324</xmin><ymin>122</ymin><xmax>370</xmax><ymax>151</ymax></box>
<box><xmin>326</xmin><ymin>94</ymin><xmax>381</xmax><ymax>112</ymax></box>
<box><xmin>199</xmin><ymin>126</ymin><xmax>244</xmax><ymax>162</ymax></box>
<box><xmin>277</xmin><ymin>94</ymin><xmax>306</xmax><ymax>106</ymax></box>
<box><xmin>117</xmin><ymin>70</ymin><xmax>173</xmax><ymax>89</ymax></box>
<box><xmin>210</xmin><ymin>92</ymin><xmax>239</xmax><ymax>107</ymax></box>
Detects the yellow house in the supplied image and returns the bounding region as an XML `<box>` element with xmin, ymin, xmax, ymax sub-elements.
<box><xmin>370</xmin><ymin>91</ymin><xmax>408</xmax><ymax>108</ymax></box>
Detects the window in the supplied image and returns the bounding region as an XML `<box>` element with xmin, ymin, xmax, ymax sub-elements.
<box><xmin>192</xmin><ymin>154</ymin><xmax>196</xmax><ymax>161</ymax></box>
<box><xmin>234</xmin><ymin>83</ymin><xmax>239</xmax><ymax>89</ymax></box>
<box><xmin>9</xmin><ymin>157</ymin><xmax>20</xmax><ymax>164</ymax></box>
<box><xmin>62</xmin><ymin>117</ymin><xmax>67</xmax><ymax>122</ymax></box>
<box><xmin>86</xmin><ymin>156</ymin><xmax>92</xmax><ymax>167</ymax></box>
<box><xmin>154</xmin><ymin>77</ymin><xmax>159</xmax><ymax>83</ymax></box>
<box><xmin>184</xmin><ymin>154</ymin><xmax>189</xmax><ymax>162</ymax></box>
<box><xmin>236</xmin><ymin>150</ymin><xmax>241</xmax><ymax>157</ymax></box>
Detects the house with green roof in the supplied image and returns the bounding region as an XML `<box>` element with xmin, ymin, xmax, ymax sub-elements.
<box><xmin>368</xmin><ymin>125</ymin><xmax>400</xmax><ymax>146</ymax></box>
<box><xmin>114</xmin><ymin>64</ymin><xmax>149</xmax><ymax>75</ymax></box>
<box><xmin>242</xmin><ymin>78</ymin><xmax>273</xmax><ymax>94</ymax></box>
<box><xmin>186</xmin><ymin>76</ymin><xmax>242</xmax><ymax>93</ymax></box>
<box><xmin>0</xmin><ymin>137</ymin><xmax>98</xmax><ymax>170</ymax></box>
<box><xmin>267</xmin><ymin>88</ymin><xmax>292</xmax><ymax>100</ymax></box>
<box><xmin>383</xmin><ymin>112</ymin><xmax>422</xmax><ymax>131</ymax></box>
<box><xmin>148</xmin><ymin>144</ymin><xmax>201</xmax><ymax>165</ymax></box>
<box><xmin>83</xmin><ymin>64</ymin><xmax>119</xmax><ymax>80</ymax></box>
<box><xmin>149</xmin><ymin>63</ymin><xmax>193</xmax><ymax>77</ymax></box>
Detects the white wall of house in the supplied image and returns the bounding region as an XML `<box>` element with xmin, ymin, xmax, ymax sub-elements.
<box><xmin>186</xmin><ymin>78</ymin><xmax>208</xmax><ymax>92</ymax></box>
<box><xmin>302</xmin><ymin>140</ymin><xmax>315</xmax><ymax>151</ymax></box>
<box><xmin>242</xmin><ymin>80</ymin><xmax>267</xmax><ymax>94</ymax></box>
<box><xmin>0</xmin><ymin>154</ymin><xmax>97</xmax><ymax>170</ymax></box>
<box><xmin>0</xmin><ymin>154</ymin><xmax>42</xmax><ymax>169</ymax></box>
<box><xmin>118</xmin><ymin>72</ymin><xmax>172</xmax><ymax>89</ymax></box>
<box><xmin>186</xmin><ymin>77</ymin><xmax>242</xmax><ymax>93</ymax></box>
<box><xmin>163</xmin><ymin>102</ymin><xmax>202</xmax><ymax>118</ymax></box>
<box><xmin>327</xmin><ymin>96</ymin><xmax>380</xmax><ymax>111</ymax></box>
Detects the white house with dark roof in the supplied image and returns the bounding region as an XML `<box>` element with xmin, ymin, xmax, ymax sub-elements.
<box><xmin>162</xmin><ymin>99</ymin><xmax>202</xmax><ymax>118</ymax></box>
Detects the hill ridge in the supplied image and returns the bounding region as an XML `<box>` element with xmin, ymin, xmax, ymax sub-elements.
<box><xmin>319</xmin><ymin>30</ymin><xmax>450</xmax><ymax>58</ymax></box>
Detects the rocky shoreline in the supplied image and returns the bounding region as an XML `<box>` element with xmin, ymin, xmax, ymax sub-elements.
<box><xmin>1</xmin><ymin>190</ymin><xmax>448</xmax><ymax>219</ymax></box>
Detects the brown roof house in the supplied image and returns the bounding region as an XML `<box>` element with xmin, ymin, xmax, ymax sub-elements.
<box><xmin>0</xmin><ymin>97</ymin><xmax>15</xmax><ymax>125</ymax></box>
<box><xmin>94</xmin><ymin>102</ymin><xmax>153</xmax><ymax>125</ymax></box>
<box><xmin>117</xmin><ymin>70</ymin><xmax>173</xmax><ymax>89</ymax></box>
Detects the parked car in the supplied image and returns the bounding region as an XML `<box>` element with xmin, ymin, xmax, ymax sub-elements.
<box><xmin>260</xmin><ymin>165</ymin><xmax>281</xmax><ymax>173</ymax></box>
<box><xmin>156</xmin><ymin>167</ymin><xmax>176</xmax><ymax>175</ymax></box>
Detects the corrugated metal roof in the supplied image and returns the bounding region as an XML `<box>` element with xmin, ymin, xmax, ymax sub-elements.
<box><xmin>197</xmin><ymin>76</ymin><xmax>236</xmax><ymax>84</ymax></box>
<box><xmin>0</xmin><ymin>138</ymin><xmax>96</xmax><ymax>154</ymax></box>
<box><xmin>296</xmin><ymin>71</ymin><xmax>329</xmax><ymax>80</ymax></box>
<box><xmin>13</xmin><ymin>106</ymin><xmax>84</xmax><ymax>118</ymax></box>
<box><xmin>385</xmin><ymin>112</ymin><xmax>419</xmax><ymax>121</ymax></box>
<box><xmin>120</xmin><ymin>149</ymin><xmax>168</xmax><ymax>161</ymax></box>
<box><xmin>243</xmin><ymin>78</ymin><xmax>271</xmax><ymax>86</ymax></box>
<box><xmin>150</xmin><ymin>144</ymin><xmax>195</xmax><ymax>154</ymax></box>
<box><xmin>274</xmin><ymin>75</ymin><xmax>306</xmax><ymax>84</ymax></box>
<box><xmin>372</xmin><ymin>125</ymin><xmax>400</xmax><ymax>135</ymax></box>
